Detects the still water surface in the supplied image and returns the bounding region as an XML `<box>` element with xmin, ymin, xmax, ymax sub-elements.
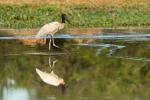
<box><xmin>0</xmin><ymin>29</ymin><xmax>150</xmax><ymax>100</ymax></box>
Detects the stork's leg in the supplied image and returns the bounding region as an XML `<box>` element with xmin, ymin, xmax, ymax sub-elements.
<box><xmin>49</xmin><ymin>57</ymin><xmax>58</xmax><ymax>70</ymax></box>
<box><xmin>49</xmin><ymin>57</ymin><xmax>52</xmax><ymax>68</ymax></box>
<box><xmin>50</xmin><ymin>35</ymin><xmax>70</xmax><ymax>54</ymax></box>
<box><xmin>49</xmin><ymin>57</ymin><xmax>53</xmax><ymax>71</ymax></box>
<box><xmin>49</xmin><ymin>38</ymin><xmax>51</xmax><ymax>50</ymax></box>
<box><xmin>52</xmin><ymin>60</ymin><xmax>58</xmax><ymax>69</ymax></box>
<box><xmin>52</xmin><ymin>36</ymin><xmax>61</xmax><ymax>48</ymax></box>
<box><xmin>48</xmin><ymin>34</ymin><xmax>53</xmax><ymax>51</ymax></box>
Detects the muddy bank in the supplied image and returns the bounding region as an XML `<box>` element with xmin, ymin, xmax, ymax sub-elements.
<box><xmin>1</xmin><ymin>28</ymin><xmax>150</xmax><ymax>35</ymax></box>
<box><xmin>0</xmin><ymin>28</ymin><xmax>102</xmax><ymax>45</ymax></box>
<box><xmin>0</xmin><ymin>28</ymin><xmax>150</xmax><ymax>45</ymax></box>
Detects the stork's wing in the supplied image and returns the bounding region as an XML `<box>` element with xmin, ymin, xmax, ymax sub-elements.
<box><xmin>36</xmin><ymin>68</ymin><xmax>60</xmax><ymax>86</ymax></box>
<box><xmin>36</xmin><ymin>22</ymin><xmax>60</xmax><ymax>38</ymax></box>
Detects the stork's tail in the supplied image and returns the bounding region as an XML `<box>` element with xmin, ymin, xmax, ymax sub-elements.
<box><xmin>36</xmin><ymin>68</ymin><xmax>46</xmax><ymax>80</ymax></box>
<box><xmin>36</xmin><ymin>68</ymin><xmax>42</xmax><ymax>75</ymax></box>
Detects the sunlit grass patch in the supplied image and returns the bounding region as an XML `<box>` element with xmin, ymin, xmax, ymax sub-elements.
<box><xmin>0</xmin><ymin>2</ymin><xmax>150</xmax><ymax>28</ymax></box>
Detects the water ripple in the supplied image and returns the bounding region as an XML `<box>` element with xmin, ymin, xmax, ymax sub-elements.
<box><xmin>0</xmin><ymin>33</ymin><xmax>150</xmax><ymax>41</ymax></box>
<box><xmin>113</xmin><ymin>56</ymin><xmax>150</xmax><ymax>62</ymax></box>
<box><xmin>3</xmin><ymin>52</ymin><xmax>67</xmax><ymax>56</ymax></box>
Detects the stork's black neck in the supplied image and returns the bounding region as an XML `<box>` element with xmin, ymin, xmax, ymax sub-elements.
<box><xmin>62</xmin><ymin>19</ymin><xmax>65</xmax><ymax>23</ymax></box>
<box><xmin>61</xmin><ymin>14</ymin><xmax>66</xmax><ymax>23</ymax></box>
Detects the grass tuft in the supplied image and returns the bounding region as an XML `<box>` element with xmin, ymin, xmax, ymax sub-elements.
<box><xmin>0</xmin><ymin>1</ymin><xmax>150</xmax><ymax>28</ymax></box>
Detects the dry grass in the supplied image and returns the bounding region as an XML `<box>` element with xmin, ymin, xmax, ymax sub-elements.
<box><xmin>0</xmin><ymin>0</ymin><xmax>150</xmax><ymax>6</ymax></box>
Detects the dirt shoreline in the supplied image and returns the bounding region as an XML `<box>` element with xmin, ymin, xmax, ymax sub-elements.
<box><xmin>0</xmin><ymin>27</ymin><xmax>150</xmax><ymax>46</ymax></box>
<box><xmin>0</xmin><ymin>27</ymin><xmax>150</xmax><ymax>35</ymax></box>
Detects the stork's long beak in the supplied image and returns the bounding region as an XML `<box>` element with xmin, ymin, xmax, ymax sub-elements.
<box><xmin>66</xmin><ymin>17</ymin><xmax>72</xmax><ymax>25</ymax></box>
<box><xmin>60</xmin><ymin>84</ymin><xmax>66</xmax><ymax>94</ymax></box>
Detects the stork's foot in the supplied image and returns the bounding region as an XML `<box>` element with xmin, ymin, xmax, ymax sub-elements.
<box><xmin>53</xmin><ymin>44</ymin><xmax>61</xmax><ymax>49</ymax></box>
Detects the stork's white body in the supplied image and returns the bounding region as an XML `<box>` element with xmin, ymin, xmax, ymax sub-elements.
<box><xmin>36</xmin><ymin>21</ymin><xmax>64</xmax><ymax>38</ymax></box>
<box><xmin>35</xmin><ymin>14</ymin><xmax>67</xmax><ymax>50</ymax></box>
<box><xmin>36</xmin><ymin>68</ymin><xmax>63</xmax><ymax>86</ymax></box>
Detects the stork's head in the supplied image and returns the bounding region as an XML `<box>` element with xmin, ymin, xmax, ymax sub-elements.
<box><xmin>61</xmin><ymin>13</ymin><xmax>71</xmax><ymax>25</ymax></box>
<box><xmin>59</xmin><ymin>78</ymin><xmax>65</xmax><ymax>85</ymax></box>
<box><xmin>59</xmin><ymin>78</ymin><xmax>66</xmax><ymax>93</ymax></box>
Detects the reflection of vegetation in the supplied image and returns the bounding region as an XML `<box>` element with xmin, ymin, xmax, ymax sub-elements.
<box><xmin>64</xmin><ymin>46</ymin><xmax>150</xmax><ymax>99</ymax></box>
<box><xmin>0</xmin><ymin>2</ymin><xmax>150</xmax><ymax>28</ymax></box>
<box><xmin>0</xmin><ymin>39</ymin><xmax>149</xmax><ymax>99</ymax></box>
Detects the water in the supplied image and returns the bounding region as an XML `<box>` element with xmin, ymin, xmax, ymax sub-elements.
<box><xmin>0</xmin><ymin>29</ymin><xmax>150</xmax><ymax>100</ymax></box>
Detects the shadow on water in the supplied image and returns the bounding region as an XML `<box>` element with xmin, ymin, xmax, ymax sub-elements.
<box><xmin>0</xmin><ymin>28</ymin><xmax>150</xmax><ymax>100</ymax></box>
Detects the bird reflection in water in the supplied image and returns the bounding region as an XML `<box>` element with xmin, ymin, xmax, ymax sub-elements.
<box><xmin>36</xmin><ymin>57</ymin><xmax>66</xmax><ymax>93</ymax></box>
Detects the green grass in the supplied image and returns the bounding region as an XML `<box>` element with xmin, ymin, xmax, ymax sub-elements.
<box><xmin>0</xmin><ymin>3</ymin><xmax>150</xmax><ymax>28</ymax></box>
